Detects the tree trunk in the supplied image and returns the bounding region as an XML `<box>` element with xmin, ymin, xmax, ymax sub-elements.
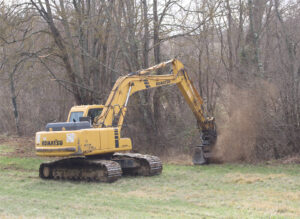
<box><xmin>142</xmin><ymin>0</ymin><xmax>149</xmax><ymax>69</ymax></box>
<box><xmin>9</xmin><ymin>73</ymin><xmax>20</xmax><ymax>135</ymax></box>
<box><xmin>153</xmin><ymin>0</ymin><xmax>162</xmax><ymax>128</ymax></box>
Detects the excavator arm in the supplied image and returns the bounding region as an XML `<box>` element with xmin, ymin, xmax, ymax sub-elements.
<box><xmin>95</xmin><ymin>59</ymin><xmax>217</xmax><ymax>164</ymax></box>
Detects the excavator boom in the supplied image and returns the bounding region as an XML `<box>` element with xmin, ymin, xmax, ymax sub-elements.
<box><xmin>96</xmin><ymin>59</ymin><xmax>215</xmax><ymax>131</ymax></box>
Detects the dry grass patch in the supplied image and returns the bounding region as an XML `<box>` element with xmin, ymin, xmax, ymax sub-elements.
<box><xmin>0</xmin><ymin>135</ymin><xmax>35</xmax><ymax>157</ymax></box>
<box><xmin>226</xmin><ymin>173</ymin><xmax>286</xmax><ymax>184</ymax></box>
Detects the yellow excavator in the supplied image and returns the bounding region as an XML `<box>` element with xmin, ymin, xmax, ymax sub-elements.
<box><xmin>35</xmin><ymin>59</ymin><xmax>217</xmax><ymax>182</ymax></box>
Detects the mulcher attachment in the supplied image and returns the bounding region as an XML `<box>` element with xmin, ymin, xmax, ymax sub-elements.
<box><xmin>193</xmin><ymin>129</ymin><xmax>217</xmax><ymax>165</ymax></box>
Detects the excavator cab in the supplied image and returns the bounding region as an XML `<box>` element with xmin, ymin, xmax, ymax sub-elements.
<box><xmin>44</xmin><ymin>105</ymin><xmax>104</xmax><ymax>132</ymax></box>
<box><xmin>67</xmin><ymin>105</ymin><xmax>104</xmax><ymax>124</ymax></box>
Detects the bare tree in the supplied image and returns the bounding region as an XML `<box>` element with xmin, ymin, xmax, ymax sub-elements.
<box><xmin>29</xmin><ymin>0</ymin><xmax>120</xmax><ymax>104</ymax></box>
<box><xmin>0</xmin><ymin>3</ymin><xmax>35</xmax><ymax>135</ymax></box>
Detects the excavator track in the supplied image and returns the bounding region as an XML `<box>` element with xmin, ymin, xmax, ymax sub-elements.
<box><xmin>113</xmin><ymin>153</ymin><xmax>162</xmax><ymax>176</ymax></box>
<box><xmin>39</xmin><ymin>157</ymin><xmax>122</xmax><ymax>183</ymax></box>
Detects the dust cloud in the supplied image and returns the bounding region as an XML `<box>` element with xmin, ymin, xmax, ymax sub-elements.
<box><xmin>211</xmin><ymin>81</ymin><xmax>277</xmax><ymax>163</ymax></box>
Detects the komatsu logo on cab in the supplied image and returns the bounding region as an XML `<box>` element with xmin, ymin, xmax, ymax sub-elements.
<box><xmin>42</xmin><ymin>139</ymin><xmax>63</xmax><ymax>146</ymax></box>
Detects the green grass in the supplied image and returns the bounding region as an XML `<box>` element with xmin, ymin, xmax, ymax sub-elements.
<box><xmin>0</xmin><ymin>144</ymin><xmax>15</xmax><ymax>153</ymax></box>
<box><xmin>0</xmin><ymin>156</ymin><xmax>300</xmax><ymax>218</ymax></box>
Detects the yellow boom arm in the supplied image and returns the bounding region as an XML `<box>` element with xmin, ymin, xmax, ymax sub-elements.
<box><xmin>95</xmin><ymin>59</ymin><xmax>215</xmax><ymax>133</ymax></box>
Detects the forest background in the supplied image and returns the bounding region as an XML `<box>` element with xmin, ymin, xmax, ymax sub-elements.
<box><xmin>0</xmin><ymin>0</ymin><xmax>299</xmax><ymax>163</ymax></box>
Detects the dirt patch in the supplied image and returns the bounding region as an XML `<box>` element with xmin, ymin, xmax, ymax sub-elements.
<box><xmin>0</xmin><ymin>135</ymin><xmax>35</xmax><ymax>157</ymax></box>
<box><xmin>269</xmin><ymin>155</ymin><xmax>300</xmax><ymax>164</ymax></box>
<box><xmin>281</xmin><ymin>156</ymin><xmax>300</xmax><ymax>164</ymax></box>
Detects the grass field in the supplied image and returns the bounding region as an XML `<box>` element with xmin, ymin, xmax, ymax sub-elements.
<box><xmin>0</xmin><ymin>138</ymin><xmax>300</xmax><ymax>218</ymax></box>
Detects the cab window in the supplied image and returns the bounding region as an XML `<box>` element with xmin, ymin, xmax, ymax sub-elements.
<box><xmin>69</xmin><ymin>111</ymin><xmax>84</xmax><ymax>122</ymax></box>
<box><xmin>88</xmin><ymin>108</ymin><xmax>103</xmax><ymax>124</ymax></box>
